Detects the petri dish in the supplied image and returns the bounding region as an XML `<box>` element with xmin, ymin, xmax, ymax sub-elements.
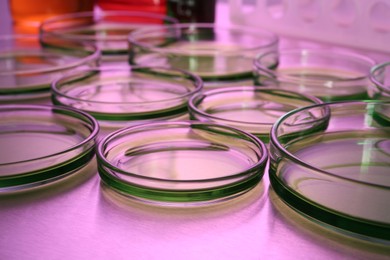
<box><xmin>0</xmin><ymin>104</ymin><xmax>99</xmax><ymax>192</ymax></box>
<box><xmin>39</xmin><ymin>11</ymin><xmax>178</xmax><ymax>59</ymax></box>
<box><xmin>253</xmin><ymin>49</ymin><xmax>376</xmax><ymax>101</ymax></box>
<box><xmin>0</xmin><ymin>34</ymin><xmax>100</xmax><ymax>102</ymax></box>
<box><xmin>370</xmin><ymin>61</ymin><xmax>390</xmax><ymax>100</ymax></box>
<box><xmin>188</xmin><ymin>86</ymin><xmax>322</xmax><ymax>143</ymax></box>
<box><xmin>97</xmin><ymin>121</ymin><xmax>268</xmax><ymax>206</ymax></box>
<box><xmin>269</xmin><ymin>101</ymin><xmax>390</xmax><ymax>241</ymax></box>
<box><xmin>52</xmin><ymin>66</ymin><xmax>203</xmax><ymax>134</ymax></box>
<box><xmin>128</xmin><ymin>23</ymin><xmax>278</xmax><ymax>89</ymax></box>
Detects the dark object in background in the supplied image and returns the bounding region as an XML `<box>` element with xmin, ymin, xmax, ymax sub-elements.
<box><xmin>167</xmin><ymin>0</ymin><xmax>216</xmax><ymax>23</ymax></box>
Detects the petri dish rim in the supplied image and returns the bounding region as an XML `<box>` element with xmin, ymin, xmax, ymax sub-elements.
<box><xmin>0</xmin><ymin>34</ymin><xmax>101</xmax><ymax>76</ymax></box>
<box><xmin>188</xmin><ymin>86</ymin><xmax>323</xmax><ymax>127</ymax></box>
<box><xmin>97</xmin><ymin>120</ymin><xmax>269</xmax><ymax>184</ymax></box>
<box><xmin>370</xmin><ymin>61</ymin><xmax>390</xmax><ymax>94</ymax></box>
<box><xmin>127</xmin><ymin>23</ymin><xmax>279</xmax><ymax>56</ymax></box>
<box><xmin>51</xmin><ymin>66</ymin><xmax>203</xmax><ymax>122</ymax></box>
<box><xmin>253</xmin><ymin>48</ymin><xmax>376</xmax><ymax>85</ymax></box>
<box><xmin>39</xmin><ymin>10</ymin><xmax>179</xmax><ymax>42</ymax></box>
<box><xmin>270</xmin><ymin>100</ymin><xmax>390</xmax><ymax>189</ymax></box>
<box><xmin>51</xmin><ymin>66</ymin><xmax>203</xmax><ymax>106</ymax></box>
<box><xmin>0</xmin><ymin>104</ymin><xmax>99</xmax><ymax>167</ymax></box>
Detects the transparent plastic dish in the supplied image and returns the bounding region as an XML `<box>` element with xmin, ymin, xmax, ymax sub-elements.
<box><xmin>0</xmin><ymin>104</ymin><xmax>99</xmax><ymax>192</ymax></box>
<box><xmin>128</xmin><ymin>23</ymin><xmax>278</xmax><ymax>89</ymax></box>
<box><xmin>97</xmin><ymin>121</ymin><xmax>268</xmax><ymax>205</ymax></box>
<box><xmin>253</xmin><ymin>49</ymin><xmax>376</xmax><ymax>101</ymax></box>
<box><xmin>52</xmin><ymin>66</ymin><xmax>202</xmax><ymax>132</ymax></box>
<box><xmin>370</xmin><ymin>61</ymin><xmax>390</xmax><ymax>100</ymax></box>
<box><xmin>269</xmin><ymin>101</ymin><xmax>390</xmax><ymax>241</ymax></box>
<box><xmin>40</xmin><ymin>11</ymin><xmax>177</xmax><ymax>57</ymax></box>
<box><xmin>188</xmin><ymin>86</ymin><xmax>322</xmax><ymax>143</ymax></box>
<box><xmin>0</xmin><ymin>34</ymin><xmax>100</xmax><ymax>102</ymax></box>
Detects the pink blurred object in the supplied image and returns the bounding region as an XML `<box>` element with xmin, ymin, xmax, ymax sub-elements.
<box><xmin>229</xmin><ymin>0</ymin><xmax>390</xmax><ymax>53</ymax></box>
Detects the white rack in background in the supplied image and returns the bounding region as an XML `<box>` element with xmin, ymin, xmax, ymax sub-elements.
<box><xmin>229</xmin><ymin>0</ymin><xmax>390</xmax><ymax>54</ymax></box>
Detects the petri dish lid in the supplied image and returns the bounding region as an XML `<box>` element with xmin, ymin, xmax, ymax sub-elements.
<box><xmin>97</xmin><ymin>121</ymin><xmax>268</xmax><ymax>206</ymax></box>
<box><xmin>0</xmin><ymin>104</ymin><xmax>99</xmax><ymax>192</ymax></box>
<box><xmin>51</xmin><ymin>66</ymin><xmax>203</xmax><ymax>124</ymax></box>
<box><xmin>188</xmin><ymin>86</ymin><xmax>322</xmax><ymax>142</ymax></box>
<box><xmin>39</xmin><ymin>11</ymin><xmax>178</xmax><ymax>55</ymax></box>
<box><xmin>269</xmin><ymin>100</ymin><xmax>390</xmax><ymax>241</ymax></box>
<box><xmin>0</xmin><ymin>34</ymin><xmax>100</xmax><ymax>101</ymax></box>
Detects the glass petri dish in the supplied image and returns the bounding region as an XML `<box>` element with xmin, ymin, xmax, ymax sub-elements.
<box><xmin>370</xmin><ymin>61</ymin><xmax>390</xmax><ymax>100</ymax></box>
<box><xmin>0</xmin><ymin>34</ymin><xmax>100</xmax><ymax>102</ymax></box>
<box><xmin>269</xmin><ymin>101</ymin><xmax>390</xmax><ymax>241</ymax></box>
<box><xmin>188</xmin><ymin>86</ymin><xmax>322</xmax><ymax>143</ymax></box>
<box><xmin>52</xmin><ymin>66</ymin><xmax>203</xmax><ymax>133</ymax></box>
<box><xmin>97</xmin><ymin>121</ymin><xmax>268</xmax><ymax>206</ymax></box>
<box><xmin>0</xmin><ymin>104</ymin><xmax>99</xmax><ymax>192</ymax></box>
<box><xmin>39</xmin><ymin>10</ymin><xmax>178</xmax><ymax>59</ymax></box>
<box><xmin>128</xmin><ymin>23</ymin><xmax>278</xmax><ymax>89</ymax></box>
<box><xmin>253</xmin><ymin>49</ymin><xmax>376</xmax><ymax>102</ymax></box>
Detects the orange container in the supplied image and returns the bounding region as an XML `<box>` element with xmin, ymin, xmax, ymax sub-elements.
<box><xmin>9</xmin><ymin>0</ymin><xmax>95</xmax><ymax>33</ymax></box>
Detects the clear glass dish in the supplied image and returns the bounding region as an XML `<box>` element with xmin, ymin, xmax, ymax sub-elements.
<box><xmin>188</xmin><ymin>86</ymin><xmax>322</xmax><ymax>143</ymax></box>
<box><xmin>128</xmin><ymin>23</ymin><xmax>278</xmax><ymax>89</ymax></box>
<box><xmin>39</xmin><ymin>11</ymin><xmax>177</xmax><ymax>58</ymax></box>
<box><xmin>269</xmin><ymin>101</ymin><xmax>390</xmax><ymax>241</ymax></box>
<box><xmin>370</xmin><ymin>61</ymin><xmax>390</xmax><ymax>100</ymax></box>
<box><xmin>253</xmin><ymin>49</ymin><xmax>376</xmax><ymax>101</ymax></box>
<box><xmin>0</xmin><ymin>104</ymin><xmax>99</xmax><ymax>192</ymax></box>
<box><xmin>97</xmin><ymin>121</ymin><xmax>268</xmax><ymax>206</ymax></box>
<box><xmin>0</xmin><ymin>34</ymin><xmax>100</xmax><ymax>102</ymax></box>
<box><xmin>52</xmin><ymin>66</ymin><xmax>202</xmax><ymax>135</ymax></box>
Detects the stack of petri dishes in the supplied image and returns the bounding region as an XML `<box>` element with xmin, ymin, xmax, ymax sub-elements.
<box><xmin>128</xmin><ymin>23</ymin><xmax>278</xmax><ymax>89</ymax></box>
<box><xmin>2</xmin><ymin>4</ymin><xmax>388</xmax><ymax>237</ymax></box>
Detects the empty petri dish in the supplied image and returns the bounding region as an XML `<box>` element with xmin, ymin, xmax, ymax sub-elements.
<box><xmin>0</xmin><ymin>34</ymin><xmax>100</xmax><ymax>102</ymax></box>
<box><xmin>0</xmin><ymin>104</ymin><xmax>99</xmax><ymax>192</ymax></box>
<box><xmin>128</xmin><ymin>23</ymin><xmax>278</xmax><ymax>89</ymax></box>
<box><xmin>39</xmin><ymin>11</ymin><xmax>178</xmax><ymax>60</ymax></box>
<box><xmin>370</xmin><ymin>61</ymin><xmax>390</xmax><ymax>100</ymax></box>
<box><xmin>97</xmin><ymin>121</ymin><xmax>268</xmax><ymax>206</ymax></box>
<box><xmin>188</xmin><ymin>86</ymin><xmax>322</xmax><ymax>143</ymax></box>
<box><xmin>269</xmin><ymin>101</ymin><xmax>390</xmax><ymax>241</ymax></box>
<box><xmin>253</xmin><ymin>49</ymin><xmax>376</xmax><ymax>101</ymax></box>
<box><xmin>52</xmin><ymin>66</ymin><xmax>203</xmax><ymax>134</ymax></box>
